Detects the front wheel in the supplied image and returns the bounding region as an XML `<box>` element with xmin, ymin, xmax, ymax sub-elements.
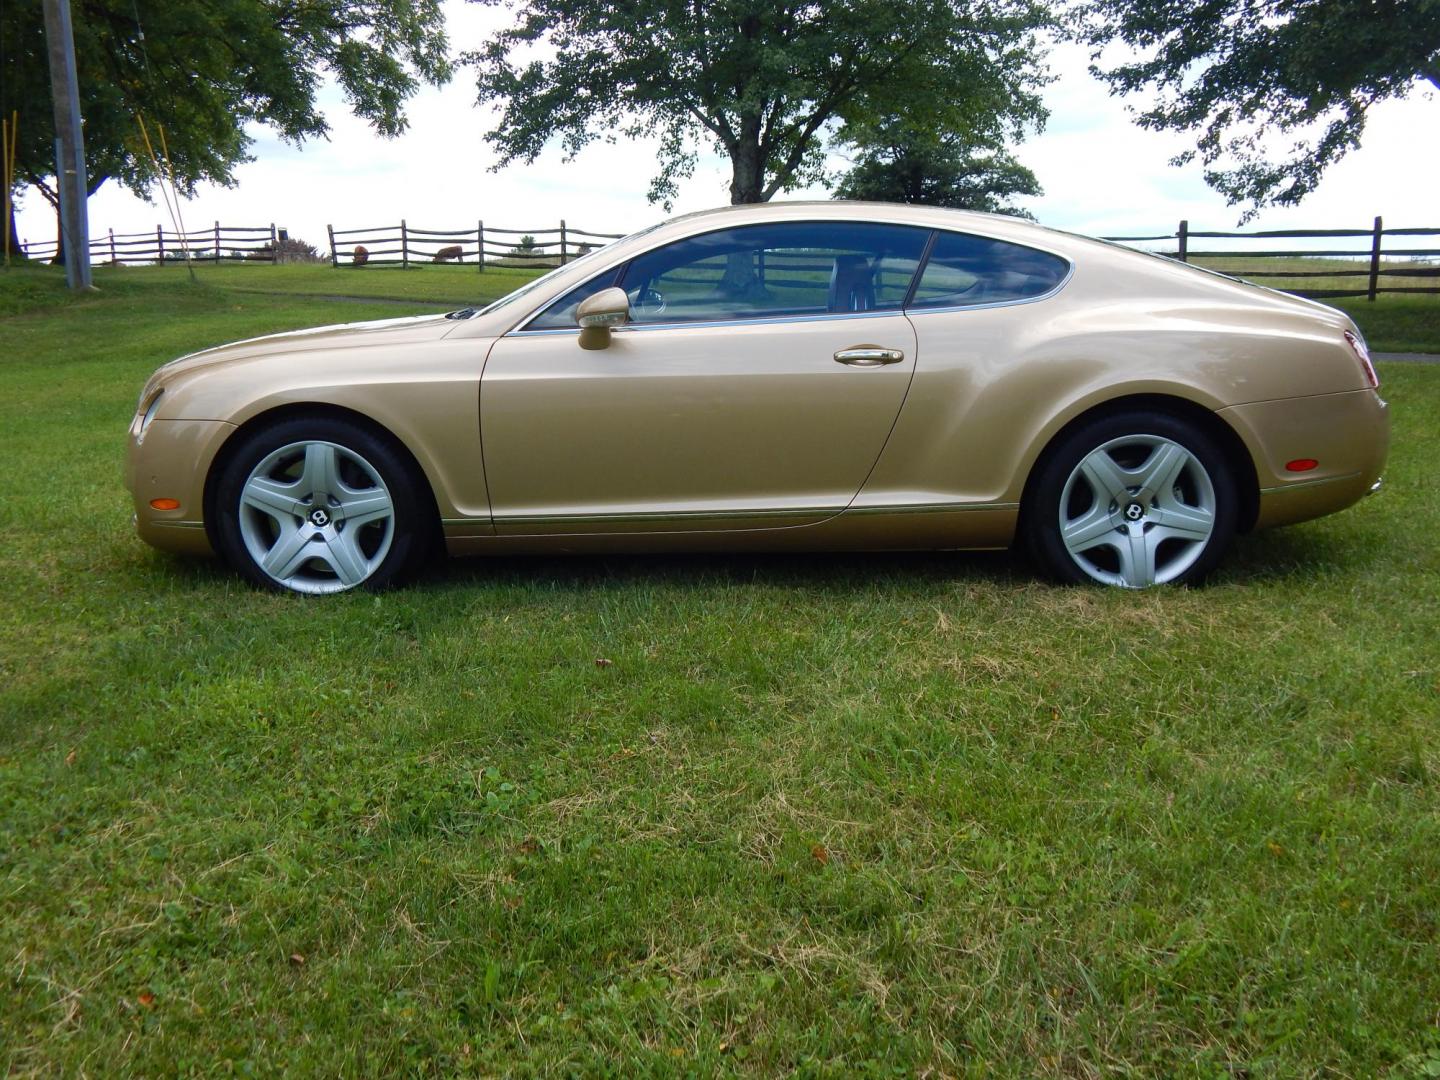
<box><xmin>212</xmin><ymin>416</ymin><xmax>435</xmax><ymax>594</ymax></box>
<box><xmin>1023</xmin><ymin>412</ymin><xmax>1238</xmax><ymax>588</ymax></box>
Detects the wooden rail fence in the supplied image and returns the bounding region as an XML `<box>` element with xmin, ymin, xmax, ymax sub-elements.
<box><xmin>17</xmin><ymin>215</ymin><xmax>1439</xmax><ymax>302</ymax></box>
<box><xmin>19</xmin><ymin>223</ymin><xmax>283</xmax><ymax>265</ymax></box>
<box><xmin>1100</xmin><ymin>217</ymin><xmax>1440</xmax><ymax>301</ymax></box>
<box><xmin>324</xmin><ymin>220</ymin><xmax>624</xmax><ymax>271</ymax></box>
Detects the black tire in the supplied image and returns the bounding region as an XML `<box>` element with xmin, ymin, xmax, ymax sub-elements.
<box><xmin>1023</xmin><ymin>410</ymin><xmax>1239</xmax><ymax>588</ymax></box>
<box><xmin>211</xmin><ymin>415</ymin><xmax>437</xmax><ymax>594</ymax></box>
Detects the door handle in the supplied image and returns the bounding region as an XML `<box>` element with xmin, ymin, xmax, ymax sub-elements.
<box><xmin>834</xmin><ymin>346</ymin><xmax>905</xmax><ymax>367</ymax></box>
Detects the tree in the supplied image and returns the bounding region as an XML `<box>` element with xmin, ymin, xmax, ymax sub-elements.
<box><xmin>833</xmin><ymin>123</ymin><xmax>1041</xmax><ymax>216</ymax></box>
<box><xmin>1079</xmin><ymin>0</ymin><xmax>1440</xmax><ymax>219</ymax></box>
<box><xmin>464</xmin><ymin>0</ymin><xmax>1054</xmax><ymax>208</ymax></box>
<box><xmin>0</xmin><ymin>0</ymin><xmax>450</xmax><ymax>252</ymax></box>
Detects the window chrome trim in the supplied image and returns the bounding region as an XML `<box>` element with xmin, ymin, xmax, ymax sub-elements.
<box><xmin>513</xmin><ymin>217</ymin><xmax>932</xmax><ymax>335</ymax></box>
<box><xmin>504</xmin><ymin>222</ymin><xmax>1075</xmax><ymax>337</ymax></box>
<box><xmin>507</xmin><ymin>307</ymin><xmax>905</xmax><ymax>337</ymax></box>
<box><xmin>504</xmin><ymin>266</ymin><xmax>1073</xmax><ymax>336</ymax></box>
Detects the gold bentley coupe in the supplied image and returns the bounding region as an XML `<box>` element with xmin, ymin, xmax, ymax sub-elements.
<box><xmin>126</xmin><ymin>202</ymin><xmax>1388</xmax><ymax>593</ymax></box>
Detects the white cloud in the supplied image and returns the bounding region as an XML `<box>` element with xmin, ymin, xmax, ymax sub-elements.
<box><xmin>14</xmin><ymin>9</ymin><xmax>1439</xmax><ymax>253</ymax></box>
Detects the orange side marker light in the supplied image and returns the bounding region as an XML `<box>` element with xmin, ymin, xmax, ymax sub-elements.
<box><xmin>149</xmin><ymin>498</ymin><xmax>181</xmax><ymax>510</ymax></box>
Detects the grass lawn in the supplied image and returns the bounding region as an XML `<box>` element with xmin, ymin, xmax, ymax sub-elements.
<box><xmin>1186</xmin><ymin>256</ymin><xmax>1440</xmax><ymax>354</ymax></box>
<box><xmin>2</xmin><ymin>267</ymin><xmax>1439</xmax><ymax>1076</ymax></box>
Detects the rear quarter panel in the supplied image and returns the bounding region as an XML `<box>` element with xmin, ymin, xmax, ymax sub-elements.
<box><xmin>860</xmin><ymin>260</ymin><xmax>1371</xmax><ymax>508</ymax></box>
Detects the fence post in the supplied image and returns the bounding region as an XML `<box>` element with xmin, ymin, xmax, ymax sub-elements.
<box><xmin>1177</xmin><ymin>219</ymin><xmax>1188</xmax><ymax>263</ymax></box>
<box><xmin>109</xmin><ymin>228</ymin><xmax>116</xmax><ymax>265</ymax></box>
<box><xmin>1367</xmin><ymin>216</ymin><xmax>1383</xmax><ymax>302</ymax></box>
<box><xmin>559</xmin><ymin>219</ymin><xmax>568</xmax><ymax>265</ymax></box>
<box><xmin>326</xmin><ymin>225</ymin><xmax>337</xmax><ymax>268</ymax></box>
<box><xmin>213</xmin><ymin>220</ymin><xmax>220</xmax><ymax>262</ymax></box>
<box><xmin>477</xmin><ymin>220</ymin><xmax>484</xmax><ymax>273</ymax></box>
<box><xmin>401</xmin><ymin>219</ymin><xmax>409</xmax><ymax>269</ymax></box>
<box><xmin>157</xmin><ymin>225</ymin><xmax>164</xmax><ymax>263</ymax></box>
<box><xmin>269</xmin><ymin>223</ymin><xmax>278</xmax><ymax>263</ymax></box>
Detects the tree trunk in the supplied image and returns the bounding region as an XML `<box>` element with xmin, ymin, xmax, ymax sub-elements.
<box><xmin>720</xmin><ymin>137</ymin><xmax>769</xmax><ymax>297</ymax></box>
<box><xmin>728</xmin><ymin>138</ymin><xmax>766</xmax><ymax>205</ymax></box>
<box><xmin>52</xmin><ymin>202</ymin><xmax>66</xmax><ymax>265</ymax></box>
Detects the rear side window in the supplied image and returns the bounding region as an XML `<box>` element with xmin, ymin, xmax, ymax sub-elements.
<box><xmin>909</xmin><ymin>232</ymin><xmax>1068</xmax><ymax>309</ymax></box>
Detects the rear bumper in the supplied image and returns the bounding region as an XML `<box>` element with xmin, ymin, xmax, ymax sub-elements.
<box><xmin>1219</xmin><ymin>388</ymin><xmax>1389</xmax><ymax>529</ymax></box>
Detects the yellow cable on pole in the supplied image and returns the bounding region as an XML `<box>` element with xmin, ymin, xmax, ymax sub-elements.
<box><xmin>136</xmin><ymin>113</ymin><xmax>195</xmax><ymax>281</ymax></box>
<box><xmin>2</xmin><ymin>111</ymin><xmax>15</xmax><ymax>267</ymax></box>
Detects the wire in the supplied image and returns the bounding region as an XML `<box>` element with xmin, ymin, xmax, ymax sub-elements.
<box><xmin>135</xmin><ymin>113</ymin><xmax>196</xmax><ymax>281</ymax></box>
<box><xmin>3</xmin><ymin>112</ymin><xmax>16</xmax><ymax>267</ymax></box>
<box><xmin>128</xmin><ymin>0</ymin><xmax>197</xmax><ymax>281</ymax></box>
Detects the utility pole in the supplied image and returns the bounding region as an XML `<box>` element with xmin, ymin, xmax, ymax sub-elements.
<box><xmin>43</xmin><ymin>0</ymin><xmax>93</xmax><ymax>289</ymax></box>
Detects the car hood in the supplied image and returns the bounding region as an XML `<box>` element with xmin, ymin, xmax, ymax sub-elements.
<box><xmin>153</xmin><ymin>312</ymin><xmax>459</xmax><ymax>384</ymax></box>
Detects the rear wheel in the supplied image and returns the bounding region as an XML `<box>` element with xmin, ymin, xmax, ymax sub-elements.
<box><xmin>1024</xmin><ymin>411</ymin><xmax>1238</xmax><ymax>588</ymax></box>
<box><xmin>212</xmin><ymin>416</ymin><xmax>435</xmax><ymax>594</ymax></box>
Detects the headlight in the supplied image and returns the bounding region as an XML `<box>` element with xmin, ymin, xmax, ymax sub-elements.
<box><xmin>137</xmin><ymin>389</ymin><xmax>165</xmax><ymax>441</ymax></box>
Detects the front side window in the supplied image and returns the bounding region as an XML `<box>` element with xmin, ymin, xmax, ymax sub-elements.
<box><xmin>613</xmin><ymin>221</ymin><xmax>930</xmax><ymax>325</ymax></box>
<box><xmin>909</xmin><ymin>232</ymin><xmax>1069</xmax><ymax>309</ymax></box>
<box><xmin>525</xmin><ymin>268</ymin><xmax>623</xmax><ymax>330</ymax></box>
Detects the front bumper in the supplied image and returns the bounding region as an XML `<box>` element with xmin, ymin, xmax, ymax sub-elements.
<box><xmin>126</xmin><ymin>417</ymin><xmax>236</xmax><ymax>555</ymax></box>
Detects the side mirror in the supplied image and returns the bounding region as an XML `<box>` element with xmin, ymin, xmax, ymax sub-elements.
<box><xmin>576</xmin><ymin>287</ymin><xmax>630</xmax><ymax>350</ymax></box>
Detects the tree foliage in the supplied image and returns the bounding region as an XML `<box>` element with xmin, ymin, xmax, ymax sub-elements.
<box><xmin>833</xmin><ymin>122</ymin><xmax>1041</xmax><ymax>216</ymax></box>
<box><xmin>464</xmin><ymin>0</ymin><xmax>1054</xmax><ymax>206</ymax></box>
<box><xmin>1079</xmin><ymin>0</ymin><xmax>1440</xmax><ymax>219</ymax></box>
<box><xmin>0</xmin><ymin>0</ymin><xmax>450</xmax><ymax>221</ymax></box>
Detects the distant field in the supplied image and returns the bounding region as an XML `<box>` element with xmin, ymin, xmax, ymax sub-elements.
<box><xmin>112</xmin><ymin>260</ymin><xmax>542</xmax><ymax>307</ymax></box>
<box><xmin>1188</xmin><ymin>254</ymin><xmax>1434</xmax><ymax>296</ymax></box>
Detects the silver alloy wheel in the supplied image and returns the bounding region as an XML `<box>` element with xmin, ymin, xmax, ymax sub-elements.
<box><xmin>237</xmin><ymin>440</ymin><xmax>395</xmax><ymax>594</ymax></box>
<box><xmin>1058</xmin><ymin>434</ymin><xmax>1217</xmax><ymax>588</ymax></box>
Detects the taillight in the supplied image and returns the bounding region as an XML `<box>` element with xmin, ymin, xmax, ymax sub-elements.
<box><xmin>1344</xmin><ymin>330</ymin><xmax>1378</xmax><ymax>389</ymax></box>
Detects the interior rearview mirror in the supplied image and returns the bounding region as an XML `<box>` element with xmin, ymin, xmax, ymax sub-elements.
<box><xmin>576</xmin><ymin>287</ymin><xmax>630</xmax><ymax>350</ymax></box>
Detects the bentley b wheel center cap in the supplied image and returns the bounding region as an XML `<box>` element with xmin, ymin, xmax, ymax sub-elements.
<box><xmin>309</xmin><ymin>507</ymin><xmax>331</xmax><ymax>527</ymax></box>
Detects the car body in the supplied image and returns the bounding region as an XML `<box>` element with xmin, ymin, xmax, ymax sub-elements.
<box><xmin>126</xmin><ymin>201</ymin><xmax>1388</xmax><ymax>592</ymax></box>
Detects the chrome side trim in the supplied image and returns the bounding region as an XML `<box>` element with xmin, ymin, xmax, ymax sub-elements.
<box><xmin>1259</xmin><ymin>470</ymin><xmax>1361</xmax><ymax>494</ymax></box>
<box><xmin>493</xmin><ymin>506</ymin><xmax>834</xmax><ymax>525</ymax></box>
<box><xmin>152</xmin><ymin>520</ymin><xmax>206</xmax><ymax>530</ymax></box>
<box><xmin>844</xmin><ymin>501</ymin><xmax>1019</xmax><ymax>516</ymax></box>
<box><xmin>443</xmin><ymin>500</ymin><xmax>1013</xmax><ymax>528</ymax></box>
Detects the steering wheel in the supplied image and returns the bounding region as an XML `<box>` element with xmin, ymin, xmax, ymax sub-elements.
<box><xmin>633</xmin><ymin>287</ymin><xmax>667</xmax><ymax>318</ymax></box>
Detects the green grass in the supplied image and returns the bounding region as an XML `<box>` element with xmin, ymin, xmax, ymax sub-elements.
<box><xmin>1189</xmin><ymin>257</ymin><xmax>1440</xmax><ymax>353</ymax></box>
<box><xmin>108</xmin><ymin>259</ymin><xmax>546</xmax><ymax>307</ymax></box>
<box><xmin>1331</xmin><ymin>296</ymin><xmax>1440</xmax><ymax>354</ymax></box>
<box><xmin>2</xmin><ymin>267</ymin><xmax>1439</xmax><ymax>1076</ymax></box>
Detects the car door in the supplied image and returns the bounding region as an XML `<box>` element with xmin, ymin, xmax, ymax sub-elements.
<box><xmin>479</xmin><ymin>220</ymin><xmax>930</xmax><ymax>534</ymax></box>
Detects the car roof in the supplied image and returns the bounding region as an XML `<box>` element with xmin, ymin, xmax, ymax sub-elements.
<box><xmin>656</xmin><ymin>199</ymin><xmax>1050</xmax><ymax>238</ymax></box>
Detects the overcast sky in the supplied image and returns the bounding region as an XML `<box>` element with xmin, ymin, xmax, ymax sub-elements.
<box><xmin>13</xmin><ymin>1</ymin><xmax>1440</xmax><ymax>252</ymax></box>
